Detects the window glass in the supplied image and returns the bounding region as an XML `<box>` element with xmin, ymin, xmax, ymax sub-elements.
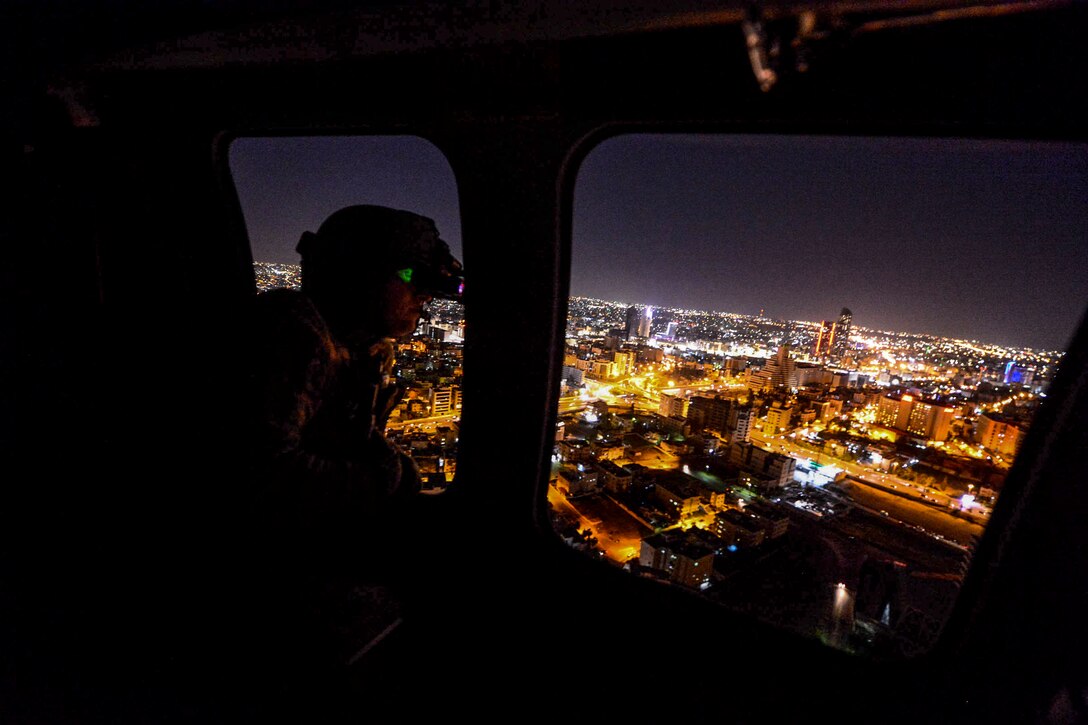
<box><xmin>558</xmin><ymin>134</ymin><xmax>1088</xmax><ymax>658</ymax></box>
<box><xmin>230</xmin><ymin>135</ymin><xmax>464</xmax><ymax>492</ymax></box>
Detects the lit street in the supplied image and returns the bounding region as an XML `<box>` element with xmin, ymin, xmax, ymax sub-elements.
<box><xmin>750</xmin><ymin>428</ymin><xmax>989</xmax><ymax>521</ymax></box>
<box><xmin>547</xmin><ymin>481</ymin><xmax>647</xmax><ymax>563</ymax></box>
<box><xmin>386</xmin><ymin>412</ymin><xmax>459</xmax><ymax>432</ymax></box>
<box><xmin>749</xmin><ymin>428</ymin><xmax>988</xmax><ymax>549</ymax></box>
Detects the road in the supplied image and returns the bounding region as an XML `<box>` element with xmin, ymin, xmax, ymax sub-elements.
<box><xmin>748</xmin><ymin>428</ymin><xmax>989</xmax><ymax>554</ymax></box>
<box><xmin>750</xmin><ymin>428</ymin><xmax>990</xmax><ymax>522</ymax></box>
<box><xmin>385</xmin><ymin>412</ymin><xmax>458</xmax><ymax>431</ymax></box>
<box><xmin>563</xmin><ymin>374</ymin><xmax>745</xmax><ymax>418</ymax></box>
<box><xmin>834</xmin><ymin>478</ymin><xmax>984</xmax><ymax>549</ymax></box>
<box><xmin>547</xmin><ymin>482</ymin><xmax>649</xmax><ymax>563</ymax></box>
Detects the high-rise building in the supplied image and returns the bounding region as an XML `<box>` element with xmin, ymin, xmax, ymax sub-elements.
<box><xmin>762</xmin><ymin>343</ymin><xmax>798</xmax><ymax>389</ymax></box>
<box><xmin>638</xmin><ymin>306</ymin><xmax>653</xmax><ymax>339</ymax></box>
<box><xmin>813</xmin><ymin>319</ymin><xmax>837</xmax><ymax>360</ymax></box>
<box><xmin>813</xmin><ymin>308</ymin><xmax>853</xmax><ymax>363</ymax></box>
<box><xmin>728</xmin><ymin>404</ymin><xmax>754</xmax><ymax>444</ymax></box>
<box><xmin>625</xmin><ymin>306</ymin><xmax>639</xmax><ymax>340</ymax></box>
<box><xmin>687</xmin><ymin>395</ymin><xmax>733</xmax><ymax>435</ymax></box>
<box><xmin>429</xmin><ymin>385</ymin><xmax>461</xmax><ymax>417</ymax></box>
<box><xmin>658</xmin><ymin>391</ymin><xmax>689</xmax><ymax>418</ymax></box>
<box><xmin>876</xmin><ymin>393</ymin><xmax>953</xmax><ymax>442</ymax></box>
<box><xmin>833</xmin><ymin>308</ymin><xmax>852</xmax><ymax>360</ymax></box>
<box><xmin>613</xmin><ymin>350</ymin><xmax>636</xmax><ymax>377</ymax></box>
<box><xmin>975</xmin><ymin>412</ymin><xmax>1023</xmax><ymax>457</ymax></box>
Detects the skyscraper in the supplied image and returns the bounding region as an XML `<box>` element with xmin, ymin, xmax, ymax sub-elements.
<box><xmin>813</xmin><ymin>319</ymin><xmax>837</xmax><ymax>360</ymax></box>
<box><xmin>813</xmin><ymin>307</ymin><xmax>853</xmax><ymax>363</ymax></box>
<box><xmin>833</xmin><ymin>308</ymin><xmax>852</xmax><ymax>360</ymax></box>
<box><xmin>763</xmin><ymin>342</ymin><xmax>798</xmax><ymax>389</ymax></box>
<box><xmin>625</xmin><ymin>305</ymin><xmax>641</xmax><ymax>340</ymax></box>
<box><xmin>638</xmin><ymin>306</ymin><xmax>652</xmax><ymax>339</ymax></box>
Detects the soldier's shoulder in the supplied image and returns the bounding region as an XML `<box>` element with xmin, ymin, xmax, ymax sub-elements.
<box><xmin>250</xmin><ymin>288</ymin><xmax>321</xmax><ymax>325</ymax></box>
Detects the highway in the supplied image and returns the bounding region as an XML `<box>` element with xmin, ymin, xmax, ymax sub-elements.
<box><xmin>560</xmin><ymin>373</ymin><xmax>746</xmax><ymax>417</ymax></box>
<box><xmin>749</xmin><ymin>428</ymin><xmax>990</xmax><ymax>521</ymax></box>
<box><xmin>749</xmin><ymin>428</ymin><xmax>989</xmax><ymax>550</ymax></box>
<box><xmin>385</xmin><ymin>412</ymin><xmax>459</xmax><ymax>432</ymax></box>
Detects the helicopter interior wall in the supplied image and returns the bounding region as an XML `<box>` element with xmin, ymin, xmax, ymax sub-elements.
<box><xmin>9</xmin><ymin>4</ymin><xmax>1088</xmax><ymax>724</ymax></box>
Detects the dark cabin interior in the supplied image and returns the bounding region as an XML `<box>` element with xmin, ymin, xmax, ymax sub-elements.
<box><xmin>7</xmin><ymin>2</ymin><xmax>1088</xmax><ymax>723</ymax></box>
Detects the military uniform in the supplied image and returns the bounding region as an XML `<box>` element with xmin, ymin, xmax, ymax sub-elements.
<box><xmin>239</xmin><ymin>287</ymin><xmax>421</xmax><ymax>672</ymax></box>
<box><xmin>230</xmin><ymin>204</ymin><xmax>462</xmax><ymax>683</ymax></box>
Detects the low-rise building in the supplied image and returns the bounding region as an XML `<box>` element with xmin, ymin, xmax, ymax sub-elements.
<box><xmin>743</xmin><ymin>500</ymin><xmax>790</xmax><ymax>539</ymax></box>
<box><xmin>591</xmin><ymin>439</ymin><xmax>626</xmax><ymax>461</ymax></box>
<box><xmin>556</xmin><ymin>464</ymin><xmax>599</xmax><ymax>498</ymax></box>
<box><xmin>763</xmin><ymin>401</ymin><xmax>794</xmax><ymax>435</ymax></box>
<box><xmin>729</xmin><ymin>442</ymin><xmax>797</xmax><ymax>488</ymax></box>
<box><xmin>975</xmin><ymin>412</ymin><xmax>1023</xmax><ymax>457</ymax></box>
<box><xmin>596</xmin><ymin>459</ymin><xmax>633</xmax><ymax>493</ymax></box>
<box><xmin>651</xmin><ymin>470</ymin><xmax>706</xmax><ymax>518</ymax></box>
<box><xmin>557</xmin><ymin>438</ymin><xmax>593</xmax><ymax>463</ymax></box>
<box><xmin>712</xmin><ymin>508</ymin><xmax>766</xmax><ymax>548</ymax></box>
<box><xmin>639</xmin><ymin>529</ymin><xmax>718</xmax><ymax>590</ymax></box>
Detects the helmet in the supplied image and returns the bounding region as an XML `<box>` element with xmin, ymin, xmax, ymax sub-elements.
<box><xmin>296</xmin><ymin>205</ymin><xmax>465</xmax><ymax>300</ymax></box>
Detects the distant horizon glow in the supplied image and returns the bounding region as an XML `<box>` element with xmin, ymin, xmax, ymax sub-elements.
<box><xmin>572</xmin><ymin>135</ymin><xmax>1088</xmax><ymax>352</ymax></box>
<box><xmin>253</xmin><ymin>261</ymin><xmax>1066</xmax><ymax>354</ymax></box>
<box><xmin>233</xmin><ymin>133</ymin><xmax>1088</xmax><ymax>352</ymax></box>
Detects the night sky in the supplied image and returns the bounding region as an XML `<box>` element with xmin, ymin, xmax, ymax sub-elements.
<box><xmin>231</xmin><ymin>134</ymin><xmax>1088</xmax><ymax>352</ymax></box>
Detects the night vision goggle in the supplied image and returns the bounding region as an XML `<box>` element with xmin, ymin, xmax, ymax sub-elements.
<box><xmin>395</xmin><ymin>266</ymin><xmax>465</xmax><ymax>301</ymax></box>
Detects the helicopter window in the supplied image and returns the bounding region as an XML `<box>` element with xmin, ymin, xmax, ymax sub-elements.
<box><xmin>229</xmin><ymin>134</ymin><xmax>465</xmax><ymax>493</ymax></box>
<box><xmin>556</xmin><ymin>132</ymin><xmax>1088</xmax><ymax>659</ymax></box>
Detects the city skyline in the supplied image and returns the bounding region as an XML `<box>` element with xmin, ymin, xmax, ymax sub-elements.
<box><xmin>255</xmin><ymin>261</ymin><xmax>1061</xmax><ymax>356</ymax></box>
<box><xmin>232</xmin><ymin>134</ymin><xmax>1088</xmax><ymax>352</ymax></box>
<box><xmin>255</xmin><ymin>256</ymin><xmax>1041</xmax><ymax>659</ymax></box>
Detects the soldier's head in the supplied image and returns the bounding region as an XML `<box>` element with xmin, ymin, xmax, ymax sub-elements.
<box><xmin>296</xmin><ymin>205</ymin><xmax>464</xmax><ymax>339</ymax></box>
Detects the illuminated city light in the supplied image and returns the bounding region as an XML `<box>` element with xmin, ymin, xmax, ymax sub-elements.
<box><xmin>553</xmin><ymin>293</ymin><xmax>1058</xmax><ymax>652</ymax></box>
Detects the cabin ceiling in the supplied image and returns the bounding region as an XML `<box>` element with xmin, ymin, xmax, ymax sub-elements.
<box><xmin>9</xmin><ymin>1</ymin><xmax>1074</xmax><ymax>76</ymax></box>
